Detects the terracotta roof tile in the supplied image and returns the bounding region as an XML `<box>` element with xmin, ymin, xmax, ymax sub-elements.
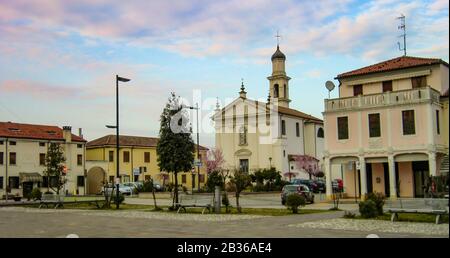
<box><xmin>277</xmin><ymin>106</ymin><xmax>323</xmax><ymax>123</ymax></box>
<box><xmin>252</xmin><ymin>100</ymin><xmax>323</xmax><ymax>122</ymax></box>
<box><xmin>87</xmin><ymin>135</ymin><xmax>209</xmax><ymax>150</ymax></box>
<box><xmin>0</xmin><ymin>122</ymin><xmax>86</xmax><ymax>142</ymax></box>
<box><xmin>336</xmin><ymin>56</ymin><xmax>448</xmax><ymax>79</ymax></box>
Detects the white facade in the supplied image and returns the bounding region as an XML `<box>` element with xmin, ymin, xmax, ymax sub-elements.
<box><xmin>213</xmin><ymin>45</ymin><xmax>324</xmax><ymax>180</ymax></box>
<box><xmin>0</xmin><ymin>126</ymin><xmax>86</xmax><ymax>197</ymax></box>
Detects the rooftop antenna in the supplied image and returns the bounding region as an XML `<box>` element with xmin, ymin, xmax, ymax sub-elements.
<box><xmin>397</xmin><ymin>14</ymin><xmax>406</xmax><ymax>56</ymax></box>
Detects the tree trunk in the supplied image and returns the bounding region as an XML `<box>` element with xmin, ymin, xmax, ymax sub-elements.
<box><xmin>174</xmin><ymin>172</ymin><xmax>179</xmax><ymax>208</ymax></box>
<box><xmin>152</xmin><ymin>187</ymin><xmax>158</xmax><ymax>209</ymax></box>
<box><xmin>236</xmin><ymin>192</ymin><xmax>241</xmax><ymax>213</ymax></box>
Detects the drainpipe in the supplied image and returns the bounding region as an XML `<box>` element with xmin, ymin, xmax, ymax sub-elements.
<box><xmin>131</xmin><ymin>147</ymin><xmax>134</xmax><ymax>182</ymax></box>
<box><xmin>5</xmin><ymin>138</ymin><xmax>8</xmax><ymax>201</ymax></box>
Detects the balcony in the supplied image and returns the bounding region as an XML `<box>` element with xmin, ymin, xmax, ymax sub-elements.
<box><xmin>324</xmin><ymin>86</ymin><xmax>441</xmax><ymax>113</ymax></box>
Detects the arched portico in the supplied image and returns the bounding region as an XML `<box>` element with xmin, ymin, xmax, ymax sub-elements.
<box><xmin>87</xmin><ymin>167</ymin><xmax>106</xmax><ymax>195</ymax></box>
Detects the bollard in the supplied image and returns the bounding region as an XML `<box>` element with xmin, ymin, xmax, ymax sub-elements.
<box><xmin>215</xmin><ymin>186</ymin><xmax>221</xmax><ymax>214</ymax></box>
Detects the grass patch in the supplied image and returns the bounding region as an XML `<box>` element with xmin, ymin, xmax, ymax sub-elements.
<box><xmin>344</xmin><ymin>213</ymin><xmax>449</xmax><ymax>224</ymax></box>
<box><xmin>174</xmin><ymin>207</ymin><xmax>330</xmax><ymax>216</ymax></box>
<box><xmin>24</xmin><ymin>202</ymin><xmax>161</xmax><ymax>211</ymax></box>
<box><xmin>24</xmin><ymin>202</ymin><xmax>331</xmax><ymax>216</ymax></box>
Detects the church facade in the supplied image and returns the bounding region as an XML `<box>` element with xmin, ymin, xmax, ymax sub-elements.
<box><xmin>213</xmin><ymin>45</ymin><xmax>324</xmax><ymax>180</ymax></box>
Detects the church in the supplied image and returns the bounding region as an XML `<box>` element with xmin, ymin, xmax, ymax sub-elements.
<box><xmin>213</xmin><ymin>44</ymin><xmax>325</xmax><ymax>180</ymax></box>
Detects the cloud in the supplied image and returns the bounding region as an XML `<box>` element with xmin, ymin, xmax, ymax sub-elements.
<box><xmin>0</xmin><ymin>80</ymin><xmax>80</xmax><ymax>98</ymax></box>
<box><xmin>305</xmin><ymin>70</ymin><xmax>322</xmax><ymax>79</ymax></box>
<box><xmin>0</xmin><ymin>0</ymin><xmax>447</xmax><ymax>62</ymax></box>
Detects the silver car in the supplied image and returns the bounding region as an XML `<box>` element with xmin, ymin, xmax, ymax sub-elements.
<box><xmin>103</xmin><ymin>184</ymin><xmax>133</xmax><ymax>196</ymax></box>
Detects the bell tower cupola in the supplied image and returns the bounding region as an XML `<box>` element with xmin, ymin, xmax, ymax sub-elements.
<box><xmin>268</xmin><ymin>44</ymin><xmax>291</xmax><ymax>108</ymax></box>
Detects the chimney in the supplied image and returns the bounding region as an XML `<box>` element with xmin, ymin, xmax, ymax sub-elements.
<box><xmin>62</xmin><ymin>126</ymin><xmax>72</xmax><ymax>143</ymax></box>
<box><xmin>78</xmin><ymin>128</ymin><xmax>83</xmax><ymax>138</ymax></box>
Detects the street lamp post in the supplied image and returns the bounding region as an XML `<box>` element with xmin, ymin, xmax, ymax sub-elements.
<box><xmin>106</xmin><ymin>75</ymin><xmax>130</xmax><ymax>209</ymax></box>
<box><xmin>182</xmin><ymin>103</ymin><xmax>200</xmax><ymax>192</ymax></box>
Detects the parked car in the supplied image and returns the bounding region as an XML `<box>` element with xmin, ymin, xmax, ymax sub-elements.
<box><xmin>123</xmin><ymin>182</ymin><xmax>143</xmax><ymax>192</ymax></box>
<box><xmin>102</xmin><ymin>184</ymin><xmax>133</xmax><ymax>196</ymax></box>
<box><xmin>313</xmin><ymin>179</ymin><xmax>326</xmax><ymax>193</ymax></box>
<box><xmin>291</xmin><ymin>179</ymin><xmax>319</xmax><ymax>193</ymax></box>
<box><xmin>281</xmin><ymin>184</ymin><xmax>315</xmax><ymax>205</ymax></box>
<box><xmin>152</xmin><ymin>181</ymin><xmax>163</xmax><ymax>191</ymax></box>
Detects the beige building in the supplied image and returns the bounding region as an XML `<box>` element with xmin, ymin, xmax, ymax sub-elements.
<box><xmin>323</xmin><ymin>56</ymin><xmax>449</xmax><ymax>199</ymax></box>
<box><xmin>213</xmin><ymin>45</ymin><xmax>324</xmax><ymax>179</ymax></box>
<box><xmin>0</xmin><ymin>122</ymin><xmax>87</xmax><ymax>197</ymax></box>
<box><xmin>86</xmin><ymin>135</ymin><xmax>208</xmax><ymax>194</ymax></box>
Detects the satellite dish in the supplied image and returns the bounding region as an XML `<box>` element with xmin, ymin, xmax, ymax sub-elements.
<box><xmin>325</xmin><ymin>81</ymin><xmax>336</xmax><ymax>99</ymax></box>
<box><xmin>325</xmin><ymin>81</ymin><xmax>335</xmax><ymax>91</ymax></box>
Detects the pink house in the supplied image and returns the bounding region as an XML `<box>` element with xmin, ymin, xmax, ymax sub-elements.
<box><xmin>323</xmin><ymin>56</ymin><xmax>449</xmax><ymax>200</ymax></box>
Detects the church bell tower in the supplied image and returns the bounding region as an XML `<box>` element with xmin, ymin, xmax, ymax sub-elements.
<box><xmin>267</xmin><ymin>44</ymin><xmax>291</xmax><ymax>108</ymax></box>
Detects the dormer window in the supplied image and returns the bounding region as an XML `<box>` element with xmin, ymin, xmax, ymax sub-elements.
<box><xmin>8</xmin><ymin>128</ymin><xmax>20</xmax><ymax>132</ymax></box>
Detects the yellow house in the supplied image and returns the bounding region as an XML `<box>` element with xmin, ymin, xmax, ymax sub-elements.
<box><xmin>323</xmin><ymin>56</ymin><xmax>449</xmax><ymax>200</ymax></box>
<box><xmin>85</xmin><ymin>135</ymin><xmax>208</xmax><ymax>194</ymax></box>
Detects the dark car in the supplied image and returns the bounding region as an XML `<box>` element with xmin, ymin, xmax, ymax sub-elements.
<box><xmin>281</xmin><ymin>184</ymin><xmax>315</xmax><ymax>205</ymax></box>
<box><xmin>291</xmin><ymin>179</ymin><xmax>319</xmax><ymax>193</ymax></box>
<box><xmin>313</xmin><ymin>179</ymin><xmax>326</xmax><ymax>193</ymax></box>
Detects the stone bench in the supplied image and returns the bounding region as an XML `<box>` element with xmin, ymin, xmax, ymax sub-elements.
<box><xmin>175</xmin><ymin>194</ymin><xmax>214</xmax><ymax>214</ymax></box>
<box><xmin>386</xmin><ymin>198</ymin><xmax>449</xmax><ymax>224</ymax></box>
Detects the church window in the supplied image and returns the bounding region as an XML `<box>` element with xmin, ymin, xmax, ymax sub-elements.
<box><xmin>239</xmin><ymin>159</ymin><xmax>249</xmax><ymax>173</ymax></box>
<box><xmin>239</xmin><ymin>126</ymin><xmax>247</xmax><ymax>145</ymax></box>
<box><xmin>274</xmin><ymin>84</ymin><xmax>279</xmax><ymax>98</ymax></box>
<box><xmin>281</xmin><ymin>120</ymin><xmax>286</xmax><ymax>135</ymax></box>
<box><xmin>317</xmin><ymin>128</ymin><xmax>324</xmax><ymax>138</ymax></box>
<box><xmin>283</xmin><ymin>84</ymin><xmax>286</xmax><ymax>98</ymax></box>
<box><xmin>296</xmin><ymin>122</ymin><xmax>300</xmax><ymax>137</ymax></box>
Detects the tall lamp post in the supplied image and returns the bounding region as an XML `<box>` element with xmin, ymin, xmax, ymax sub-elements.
<box><xmin>182</xmin><ymin>103</ymin><xmax>200</xmax><ymax>192</ymax></box>
<box><xmin>106</xmin><ymin>75</ymin><xmax>130</xmax><ymax>209</ymax></box>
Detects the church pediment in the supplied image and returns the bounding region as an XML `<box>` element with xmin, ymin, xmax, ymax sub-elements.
<box><xmin>234</xmin><ymin>148</ymin><xmax>252</xmax><ymax>157</ymax></box>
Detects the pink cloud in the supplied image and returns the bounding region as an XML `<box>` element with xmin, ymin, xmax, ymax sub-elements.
<box><xmin>0</xmin><ymin>80</ymin><xmax>80</xmax><ymax>98</ymax></box>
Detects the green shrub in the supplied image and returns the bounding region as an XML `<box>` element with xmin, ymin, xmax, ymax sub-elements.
<box><xmin>30</xmin><ymin>188</ymin><xmax>42</xmax><ymax>200</ymax></box>
<box><xmin>113</xmin><ymin>193</ymin><xmax>125</xmax><ymax>205</ymax></box>
<box><xmin>286</xmin><ymin>193</ymin><xmax>306</xmax><ymax>214</ymax></box>
<box><xmin>343</xmin><ymin>211</ymin><xmax>356</xmax><ymax>218</ymax></box>
<box><xmin>366</xmin><ymin>192</ymin><xmax>385</xmax><ymax>216</ymax></box>
<box><xmin>182</xmin><ymin>186</ymin><xmax>188</xmax><ymax>193</ymax></box>
<box><xmin>166</xmin><ymin>183</ymin><xmax>175</xmax><ymax>192</ymax></box>
<box><xmin>359</xmin><ymin>199</ymin><xmax>378</xmax><ymax>218</ymax></box>
<box><xmin>225</xmin><ymin>182</ymin><xmax>236</xmax><ymax>192</ymax></box>
<box><xmin>141</xmin><ymin>181</ymin><xmax>154</xmax><ymax>192</ymax></box>
<box><xmin>206</xmin><ymin>171</ymin><xmax>224</xmax><ymax>192</ymax></box>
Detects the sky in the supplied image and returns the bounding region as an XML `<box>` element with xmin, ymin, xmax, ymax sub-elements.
<box><xmin>0</xmin><ymin>0</ymin><xmax>449</xmax><ymax>148</ymax></box>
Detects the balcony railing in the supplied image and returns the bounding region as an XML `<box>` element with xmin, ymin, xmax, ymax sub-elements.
<box><xmin>324</xmin><ymin>86</ymin><xmax>441</xmax><ymax>112</ymax></box>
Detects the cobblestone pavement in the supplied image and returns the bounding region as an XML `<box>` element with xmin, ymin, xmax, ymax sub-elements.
<box><xmin>289</xmin><ymin>218</ymin><xmax>449</xmax><ymax>237</ymax></box>
<box><xmin>125</xmin><ymin>193</ymin><xmax>360</xmax><ymax>211</ymax></box>
<box><xmin>0</xmin><ymin>207</ymin><xmax>444</xmax><ymax>238</ymax></box>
